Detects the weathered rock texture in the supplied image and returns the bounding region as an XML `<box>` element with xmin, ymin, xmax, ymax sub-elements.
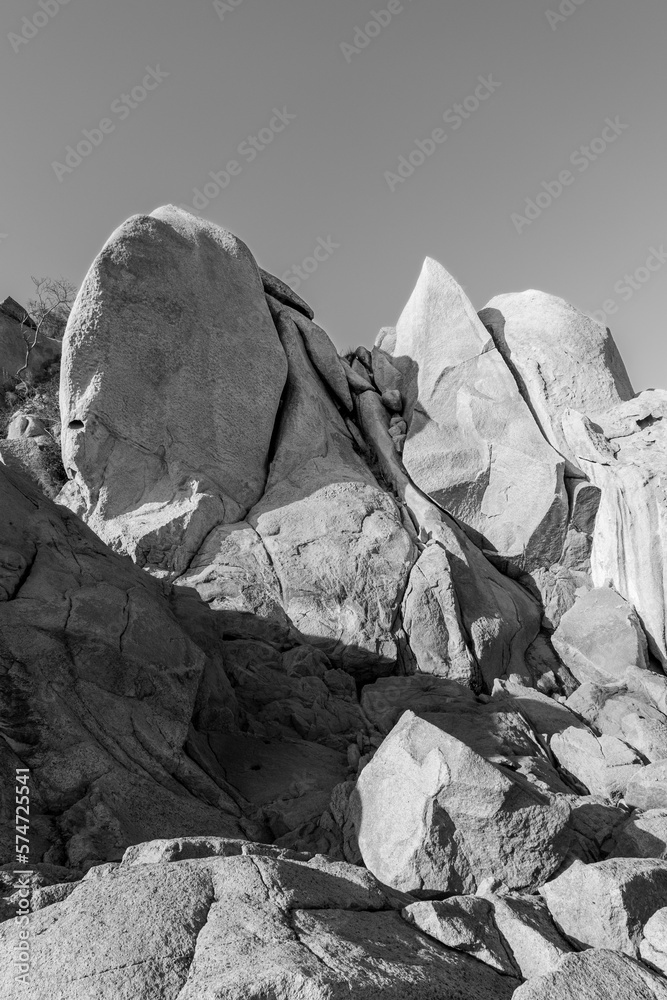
<box><xmin>4</xmin><ymin>209</ymin><xmax>667</xmax><ymax>996</ymax></box>
<box><xmin>382</xmin><ymin>258</ymin><xmax>568</xmax><ymax>572</ymax></box>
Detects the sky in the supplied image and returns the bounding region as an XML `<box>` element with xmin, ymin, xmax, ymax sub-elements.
<box><xmin>1</xmin><ymin>0</ymin><xmax>666</xmax><ymax>391</ymax></box>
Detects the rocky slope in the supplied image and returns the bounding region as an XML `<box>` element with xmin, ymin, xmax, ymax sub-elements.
<box><xmin>3</xmin><ymin>205</ymin><xmax>667</xmax><ymax>997</ymax></box>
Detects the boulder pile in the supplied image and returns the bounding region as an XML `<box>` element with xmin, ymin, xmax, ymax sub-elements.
<box><xmin>3</xmin><ymin>206</ymin><xmax>667</xmax><ymax>997</ymax></box>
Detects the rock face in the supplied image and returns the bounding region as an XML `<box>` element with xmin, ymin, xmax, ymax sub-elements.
<box><xmin>479</xmin><ymin>291</ymin><xmax>634</xmax><ymax>470</ymax></box>
<box><xmin>59</xmin><ymin>206</ymin><xmax>288</xmax><ymax>575</ymax></box>
<box><xmin>562</xmin><ymin>392</ymin><xmax>667</xmax><ymax>666</ymax></box>
<box><xmin>382</xmin><ymin>258</ymin><xmax>568</xmax><ymax>572</ymax></box>
<box><xmin>7</xmin><ymin>208</ymin><xmax>667</xmax><ymax>995</ymax></box>
<box><xmin>0</xmin><ymin>840</ymin><xmax>519</xmax><ymax>999</ymax></box>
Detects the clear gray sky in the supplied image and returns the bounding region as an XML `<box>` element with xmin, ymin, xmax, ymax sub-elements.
<box><xmin>2</xmin><ymin>0</ymin><xmax>666</xmax><ymax>390</ymax></box>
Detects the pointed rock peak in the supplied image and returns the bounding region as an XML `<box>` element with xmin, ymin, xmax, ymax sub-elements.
<box><xmin>392</xmin><ymin>257</ymin><xmax>493</xmax><ymax>371</ymax></box>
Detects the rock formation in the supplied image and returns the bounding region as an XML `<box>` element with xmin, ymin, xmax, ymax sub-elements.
<box><xmin>3</xmin><ymin>205</ymin><xmax>667</xmax><ymax>996</ymax></box>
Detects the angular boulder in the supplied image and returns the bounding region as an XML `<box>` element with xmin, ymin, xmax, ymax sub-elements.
<box><xmin>540</xmin><ymin>858</ymin><xmax>667</xmax><ymax>956</ymax></box>
<box><xmin>476</xmin><ymin>882</ymin><xmax>573</xmax><ymax>979</ymax></box>
<box><xmin>353</xmin><ymin>711</ymin><xmax>571</xmax><ymax>896</ymax></box>
<box><xmin>402</xmin><ymin>897</ymin><xmax>519</xmax><ymax>975</ymax></box>
<box><xmin>610</xmin><ymin>811</ymin><xmax>667</xmax><ymax>860</ymax></box>
<box><xmin>552</xmin><ymin>586</ymin><xmax>649</xmax><ymax>686</ymax></box>
<box><xmin>626</xmin><ymin>761</ymin><xmax>667</xmax><ymax>811</ymax></box>
<box><xmin>550</xmin><ymin>725</ymin><xmax>643</xmax><ymax>801</ymax></box>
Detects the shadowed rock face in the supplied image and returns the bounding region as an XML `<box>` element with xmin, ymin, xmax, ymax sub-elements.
<box><xmin>7</xmin><ymin>207</ymin><xmax>667</xmax><ymax>995</ymax></box>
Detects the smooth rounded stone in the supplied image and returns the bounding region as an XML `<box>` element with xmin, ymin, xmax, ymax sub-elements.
<box><xmin>626</xmin><ymin>762</ymin><xmax>667</xmax><ymax>811</ymax></box>
<box><xmin>610</xmin><ymin>811</ymin><xmax>667</xmax><ymax>860</ymax></box>
<box><xmin>360</xmin><ymin>675</ymin><xmax>477</xmax><ymax>735</ymax></box>
<box><xmin>513</xmin><ymin>949</ymin><xmax>667</xmax><ymax>1000</ymax></box>
<box><xmin>259</xmin><ymin>267</ymin><xmax>314</xmax><ymax>319</ymax></box>
<box><xmin>562</xmin><ymin>392</ymin><xmax>667</xmax><ymax>667</ymax></box>
<box><xmin>387</xmin><ymin>257</ymin><xmax>568</xmax><ymax>572</ymax></box>
<box><xmin>353</xmin><ymin>711</ymin><xmax>571</xmax><ymax>896</ymax></box>
<box><xmin>476</xmin><ymin>881</ymin><xmax>573</xmax><ymax>979</ymax></box>
<box><xmin>479</xmin><ymin>291</ymin><xmax>634</xmax><ymax>473</ymax></box>
<box><xmin>550</xmin><ymin>725</ymin><xmax>643</xmax><ymax>801</ymax></box>
<box><xmin>402</xmin><ymin>896</ymin><xmax>519</xmax><ymax>975</ymax></box>
<box><xmin>382</xmin><ymin>389</ymin><xmax>403</xmax><ymax>413</ymax></box>
<box><xmin>641</xmin><ymin>908</ymin><xmax>667</xmax><ymax>976</ymax></box>
<box><xmin>59</xmin><ymin>206</ymin><xmax>288</xmax><ymax>576</ymax></box>
<box><xmin>539</xmin><ymin>858</ymin><xmax>667</xmax><ymax>956</ymax></box>
<box><xmin>552</xmin><ymin>587</ymin><xmax>649</xmax><ymax>686</ymax></box>
<box><xmin>4</xmin><ymin>850</ymin><xmax>519</xmax><ymax>999</ymax></box>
